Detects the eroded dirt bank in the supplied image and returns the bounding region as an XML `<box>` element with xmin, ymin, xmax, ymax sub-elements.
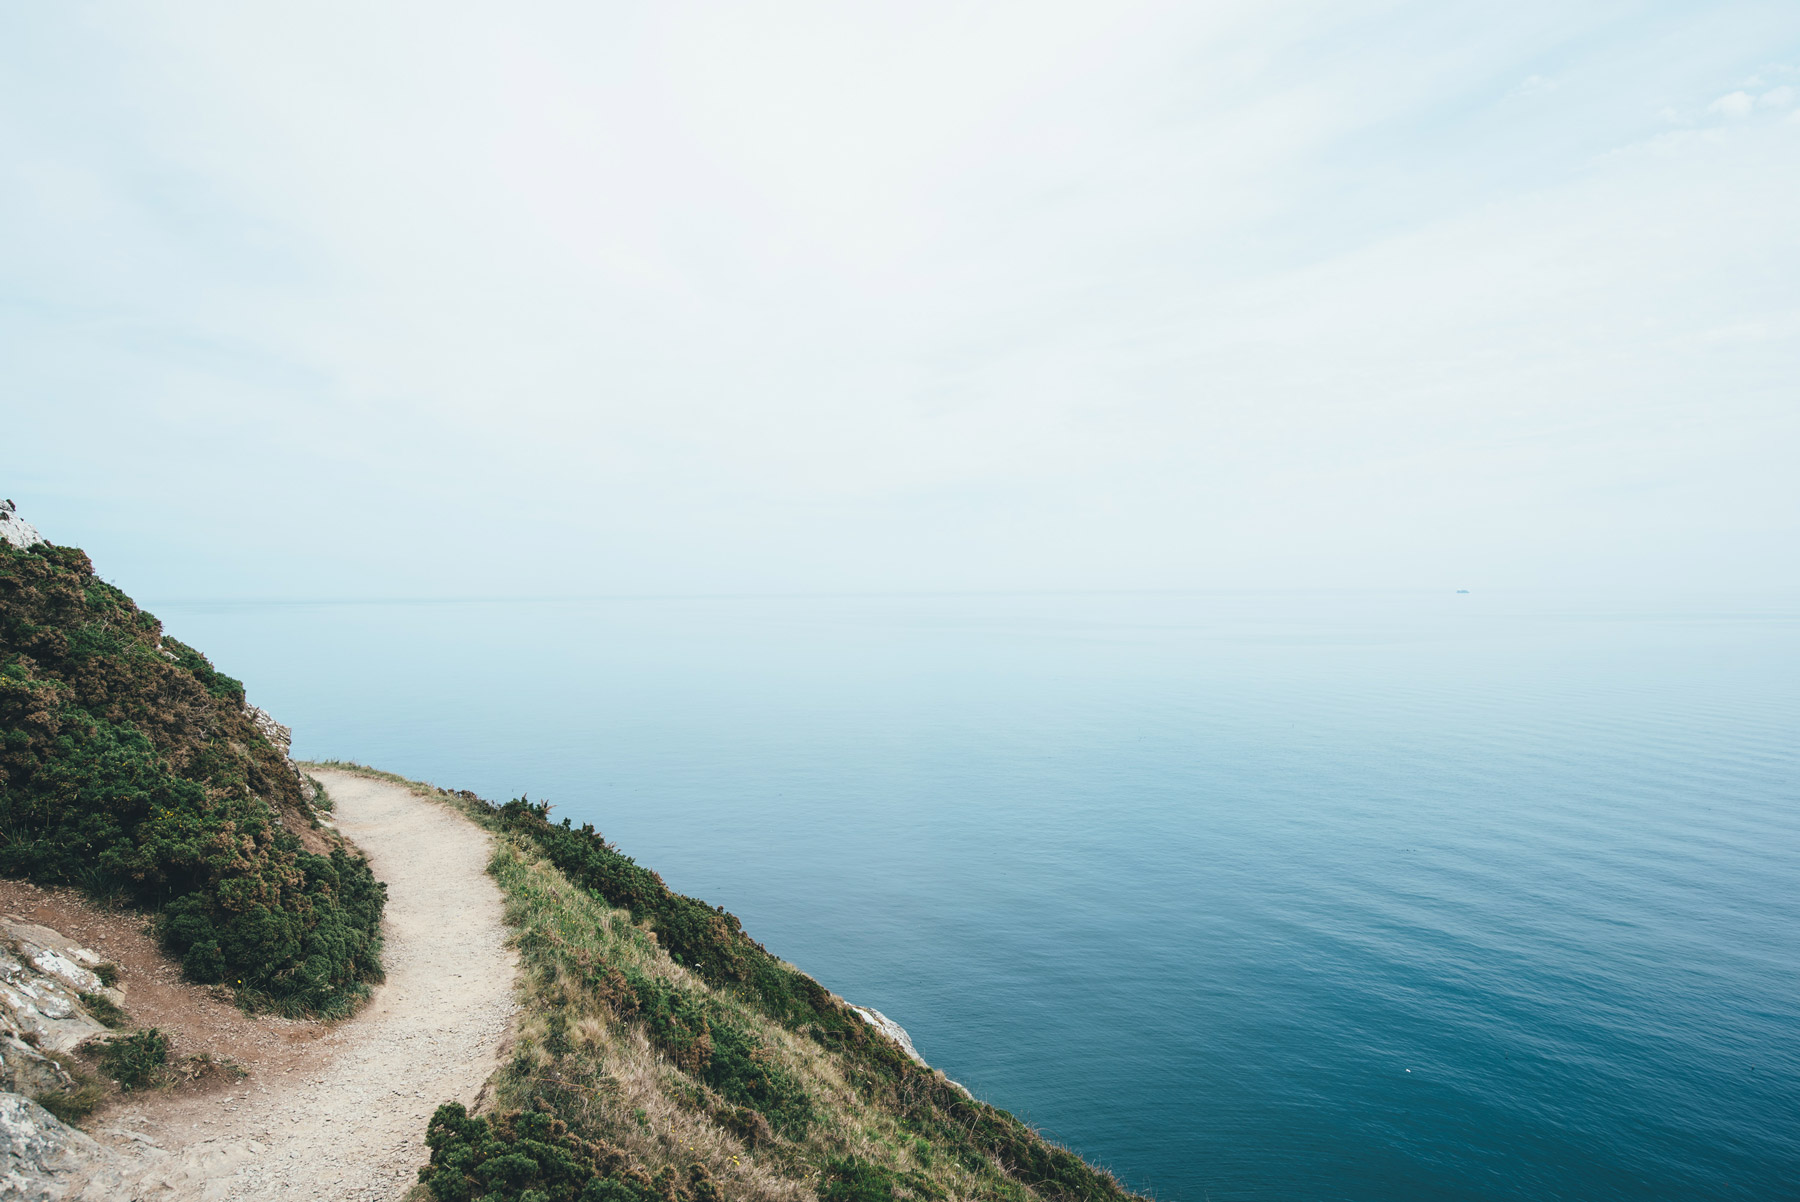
<box><xmin>74</xmin><ymin>768</ymin><xmax>517</xmax><ymax>1200</ymax></box>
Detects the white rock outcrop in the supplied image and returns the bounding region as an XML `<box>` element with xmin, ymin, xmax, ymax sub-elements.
<box><xmin>242</xmin><ymin>704</ymin><xmax>321</xmax><ymax>810</ymax></box>
<box><xmin>849</xmin><ymin>1004</ymin><xmax>972</xmax><ymax>1096</ymax></box>
<box><xmin>0</xmin><ymin>919</ymin><xmax>119</xmax><ymax>1105</ymax></box>
<box><xmin>0</xmin><ymin>502</ymin><xmax>44</xmax><ymax>551</ymax></box>
<box><xmin>850</xmin><ymin>1005</ymin><xmax>926</xmax><ymax>1066</ymax></box>
<box><xmin>243</xmin><ymin>704</ymin><xmax>293</xmax><ymax>758</ymax></box>
<box><xmin>0</xmin><ymin>922</ymin><xmax>143</xmax><ymax>1197</ymax></box>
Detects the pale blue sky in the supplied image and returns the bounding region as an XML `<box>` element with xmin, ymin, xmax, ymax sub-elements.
<box><xmin>4</xmin><ymin>2</ymin><xmax>1797</xmax><ymax>598</ymax></box>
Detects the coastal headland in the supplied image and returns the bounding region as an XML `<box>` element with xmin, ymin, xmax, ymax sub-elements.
<box><xmin>0</xmin><ymin>513</ymin><xmax>1138</xmax><ymax>1201</ymax></box>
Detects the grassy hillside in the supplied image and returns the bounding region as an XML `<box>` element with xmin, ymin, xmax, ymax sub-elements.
<box><xmin>315</xmin><ymin>765</ymin><xmax>1142</xmax><ymax>1202</ymax></box>
<box><xmin>0</xmin><ymin>540</ymin><xmax>384</xmax><ymax>1016</ymax></box>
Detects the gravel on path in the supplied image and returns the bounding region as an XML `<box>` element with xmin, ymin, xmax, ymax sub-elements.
<box><xmin>73</xmin><ymin>769</ymin><xmax>518</xmax><ymax>1201</ymax></box>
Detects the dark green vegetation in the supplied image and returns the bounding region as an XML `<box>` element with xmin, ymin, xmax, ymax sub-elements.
<box><xmin>96</xmin><ymin>1027</ymin><xmax>169</xmax><ymax>1091</ymax></box>
<box><xmin>420</xmin><ymin>1104</ymin><xmax>719</xmax><ymax>1202</ymax></box>
<box><xmin>320</xmin><ymin>766</ymin><xmax>1141</xmax><ymax>1202</ymax></box>
<box><xmin>0</xmin><ymin>541</ymin><xmax>385</xmax><ymax>1016</ymax></box>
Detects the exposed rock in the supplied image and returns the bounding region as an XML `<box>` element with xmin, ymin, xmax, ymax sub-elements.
<box><xmin>243</xmin><ymin>705</ymin><xmax>292</xmax><ymax>759</ymax></box>
<box><xmin>0</xmin><ymin>922</ymin><xmax>114</xmax><ymax>1056</ymax></box>
<box><xmin>0</xmin><ymin>928</ymin><xmax>136</xmax><ymax>1196</ymax></box>
<box><xmin>0</xmin><ymin>502</ymin><xmax>44</xmax><ymax>551</ymax></box>
<box><xmin>0</xmin><ymin>1040</ymin><xmax>72</xmax><ymax>1102</ymax></box>
<box><xmin>243</xmin><ymin>705</ymin><xmax>327</xmax><ymax>814</ymax></box>
<box><xmin>850</xmin><ymin>1005</ymin><xmax>925</xmax><ymax>1065</ymax></box>
<box><xmin>0</xmin><ymin>1091</ymin><xmax>103</xmax><ymax>1200</ymax></box>
<box><xmin>849</xmin><ymin>1005</ymin><xmax>971</xmax><ymax>1095</ymax></box>
<box><xmin>22</xmin><ymin>951</ymin><xmax>99</xmax><ymax>999</ymax></box>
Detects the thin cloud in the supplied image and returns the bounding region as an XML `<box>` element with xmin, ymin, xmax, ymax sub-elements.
<box><xmin>2</xmin><ymin>1</ymin><xmax>1798</xmax><ymax>596</ymax></box>
<box><xmin>1709</xmin><ymin>90</ymin><xmax>1756</xmax><ymax>116</ymax></box>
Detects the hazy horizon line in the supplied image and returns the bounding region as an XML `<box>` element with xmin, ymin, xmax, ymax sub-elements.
<box><xmin>131</xmin><ymin>584</ymin><xmax>1800</xmax><ymax>608</ymax></box>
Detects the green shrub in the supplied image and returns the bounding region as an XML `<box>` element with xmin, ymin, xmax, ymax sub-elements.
<box><xmin>821</xmin><ymin>1158</ymin><xmax>898</xmax><ymax>1202</ymax></box>
<box><xmin>0</xmin><ymin>541</ymin><xmax>386</xmax><ymax>1016</ymax></box>
<box><xmin>702</xmin><ymin>1013</ymin><xmax>813</xmax><ymax>1135</ymax></box>
<box><xmin>613</xmin><ymin>967</ymin><xmax>813</xmax><ymax>1135</ymax></box>
<box><xmin>420</xmin><ymin>1103</ymin><xmax>673</xmax><ymax>1202</ymax></box>
<box><xmin>307</xmin><ymin>774</ymin><xmax>334</xmax><ymax>812</ymax></box>
<box><xmin>97</xmin><ymin>1028</ymin><xmax>169</xmax><ymax>1091</ymax></box>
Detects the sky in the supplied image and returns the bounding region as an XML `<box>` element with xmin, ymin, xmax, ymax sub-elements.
<box><xmin>3</xmin><ymin>1</ymin><xmax>1798</xmax><ymax>599</ymax></box>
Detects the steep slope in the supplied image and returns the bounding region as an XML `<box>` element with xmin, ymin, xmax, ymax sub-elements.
<box><xmin>0</xmin><ymin>533</ymin><xmax>384</xmax><ymax>1016</ymax></box>
<box><xmin>322</xmin><ymin>766</ymin><xmax>1144</xmax><ymax>1202</ymax></box>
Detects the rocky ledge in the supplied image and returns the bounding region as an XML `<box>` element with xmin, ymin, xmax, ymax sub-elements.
<box><xmin>0</xmin><ymin>1092</ymin><xmax>104</xmax><ymax>1202</ymax></box>
<box><xmin>0</xmin><ymin>919</ymin><xmax>120</xmax><ymax>1102</ymax></box>
<box><xmin>0</xmin><ymin>917</ymin><xmax>130</xmax><ymax>1200</ymax></box>
<box><xmin>0</xmin><ymin>502</ymin><xmax>44</xmax><ymax>551</ymax></box>
<box><xmin>850</xmin><ymin>1005</ymin><xmax>926</xmax><ymax>1066</ymax></box>
<box><xmin>849</xmin><ymin>1005</ymin><xmax>972</xmax><ymax>1097</ymax></box>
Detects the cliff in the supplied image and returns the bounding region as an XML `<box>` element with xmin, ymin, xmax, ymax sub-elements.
<box><xmin>0</xmin><ymin>506</ymin><xmax>1140</xmax><ymax>1202</ymax></box>
<box><xmin>335</xmin><ymin>773</ymin><xmax>1140</xmax><ymax>1202</ymax></box>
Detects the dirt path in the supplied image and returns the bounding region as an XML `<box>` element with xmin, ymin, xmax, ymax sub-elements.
<box><xmin>81</xmin><ymin>769</ymin><xmax>518</xmax><ymax>1200</ymax></box>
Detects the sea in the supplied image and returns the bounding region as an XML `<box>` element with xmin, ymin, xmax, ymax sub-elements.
<box><xmin>147</xmin><ymin>589</ymin><xmax>1800</xmax><ymax>1202</ymax></box>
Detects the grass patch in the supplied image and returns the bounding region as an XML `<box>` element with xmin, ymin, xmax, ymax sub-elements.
<box><xmin>33</xmin><ymin>1050</ymin><xmax>106</xmax><ymax>1122</ymax></box>
<box><xmin>35</xmin><ymin>1081</ymin><xmax>106</xmax><ymax>1123</ymax></box>
<box><xmin>78</xmin><ymin>990</ymin><xmax>130</xmax><ymax>1028</ymax></box>
<box><xmin>95</xmin><ymin>1027</ymin><xmax>169</xmax><ymax>1091</ymax></box>
<box><xmin>307</xmin><ymin>774</ymin><xmax>334</xmax><ymax>812</ymax></box>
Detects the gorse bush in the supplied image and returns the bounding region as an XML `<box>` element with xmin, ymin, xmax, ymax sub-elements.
<box><xmin>820</xmin><ymin>1157</ymin><xmax>902</xmax><ymax>1202</ymax></box>
<box><xmin>611</xmin><ymin>967</ymin><xmax>813</xmax><ymax>1136</ymax></box>
<box><xmin>0</xmin><ymin>541</ymin><xmax>385</xmax><ymax>1016</ymax></box>
<box><xmin>421</xmin><ymin>1103</ymin><xmax>718</xmax><ymax>1202</ymax></box>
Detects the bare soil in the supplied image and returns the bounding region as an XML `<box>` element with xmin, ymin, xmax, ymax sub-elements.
<box><xmin>0</xmin><ymin>880</ymin><xmax>325</xmax><ymax>1091</ymax></box>
<box><xmin>57</xmin><ymin>768</ymin><xmax>518</xmax><ymax>1200</ymax></box>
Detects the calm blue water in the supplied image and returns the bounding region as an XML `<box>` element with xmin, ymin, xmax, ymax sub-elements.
<box><xmin>146</xmin><ymin>590</ymin><xmax>1800</xmax><ymax>1201</ymax></box>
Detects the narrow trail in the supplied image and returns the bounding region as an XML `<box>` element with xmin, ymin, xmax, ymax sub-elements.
<box><xmin>82</xmin><ymin>770</ymin><xmax>518</xmax><ymax>1201</ymax></box>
